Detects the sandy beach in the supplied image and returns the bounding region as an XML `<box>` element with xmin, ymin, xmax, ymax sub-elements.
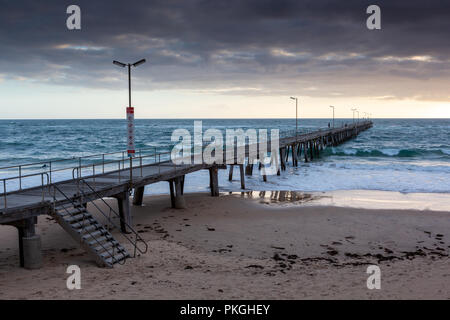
<box><xmin>0</xmin><ymin>192</ymin><xmax>449</xmax><ymax>299</ymax></box>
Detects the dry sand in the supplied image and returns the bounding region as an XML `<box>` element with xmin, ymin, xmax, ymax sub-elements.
<box><xmin>0</xmin><ymin>192</ymin><xmax>449</xmax><ymax>299</ymax></box>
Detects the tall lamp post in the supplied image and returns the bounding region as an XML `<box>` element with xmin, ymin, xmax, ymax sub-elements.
<box><xmin>290</xmin><ymin>97</ymin><xmax>298</xmax><ymax>140</ymax></box>
<box><xmin>329</xmin><ymin>105</ymin><xmax>335</xmax><ymax>128</ymax></box>
<box><xmin>113</xmin><ymin>59</ymin><xmax>146</xmax><ymax>157</ymax></box>
<box><xmin>351</xmin><ymin>108</ymin><xmax>357</xmax><ymax>124</ymax></box>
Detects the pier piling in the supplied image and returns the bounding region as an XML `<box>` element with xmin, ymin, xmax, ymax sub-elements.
<box><xmin>13</xmin><ymin>217</ymin><xmax>42</xmax><ymax>269</ymax></box>
<box><xmin>115</xmin><ymin>192</ymin><xmax>132</xmax><ymax>233</ymax></box>
<box><xmin>132</xmin><ymin>186</ymin><xmax>145</xmax><ymax>206</ymax></box>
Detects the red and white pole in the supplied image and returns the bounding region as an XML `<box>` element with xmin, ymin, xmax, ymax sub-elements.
<box><xmin>127</xmin><ymin>107</ymin><xmax>135</xmax><ymax>157</ymax></box>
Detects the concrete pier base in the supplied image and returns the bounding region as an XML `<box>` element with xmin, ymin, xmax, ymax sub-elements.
<box><xmin>22</xmin><ymin>235</ymin><xmax>42</xmax><ymax>270</ymax></box>
<box><xmin>13</xmin><ymin>217</ymin><xmax>42</xmax><ymax>269</ymax></box>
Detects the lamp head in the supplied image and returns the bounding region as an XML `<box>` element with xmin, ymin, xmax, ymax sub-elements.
<box><xmin>132</xmin><ymin>59</ymin><xmax>146</xmax><ymax>67</ymax></box>
<box><xmin>113</xmin><ymin>60</ymin><xmax>126</xmax><ymax>67</ymax></box>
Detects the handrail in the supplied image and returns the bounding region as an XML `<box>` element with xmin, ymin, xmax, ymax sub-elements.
<box><xmin>78</xmin><ymin>179</ymin><xmax>148</xmax><ymax>257</ymax></box>
<box><xmin>0</xmin><ymin>147</ymin><xmax>158</xmax><ymax>171</ymax></box>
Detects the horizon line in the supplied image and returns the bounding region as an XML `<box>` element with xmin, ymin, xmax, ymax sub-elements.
<box><xmin>0</xmin><ymin>117</ymin><xmax>448</xmax><ymax>121</ymax></box>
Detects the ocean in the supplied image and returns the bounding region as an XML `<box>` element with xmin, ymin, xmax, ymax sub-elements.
<box><xmin>0</xmin><ymin>119</ymin><xmax>449</xmax><ymax>195</ymax></box>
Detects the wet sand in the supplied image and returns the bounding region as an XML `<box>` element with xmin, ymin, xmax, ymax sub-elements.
<box><xmin>0</xmin><ymin>192</ymin><xmax>449</xmax><ymax>299</ymax></box>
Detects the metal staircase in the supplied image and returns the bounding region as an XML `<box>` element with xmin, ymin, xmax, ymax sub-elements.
<box><xmin>51</xmin><ymin>180</ymin><xmax>147</xmax><ymax>268</ymax></box>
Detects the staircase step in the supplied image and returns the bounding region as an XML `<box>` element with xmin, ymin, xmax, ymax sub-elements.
<box><xmin>75</xmin><ymin>224</ymin><xmax>99</xmax><ymax>234</ymax></box>
<box><xmin>64</xmin><ymin>212</ymin><xmax>90</xmax><ymax>223</ymax></box>
<box><xmin>99</xmin><ymin>246</ymin><xmax>126</xmax><ymax>259</ymax></box>
<box><xmin>93</xmin><ymin>240</ymin><xmax>119</xmax><ymax>253</ymax></box>
<box><xmin>105</xmin><ymin>252</ymin><xmax>129</xmax><ymax>265</ymax></box>
<box><xmin>56</xmin><ymin>207</ymin><xmax>84</xmax><ymax>216</ymax></box>
<box><xmin>53</xmin><ymin>199</ymin><xmax>132</xmax><ymax>268</ymax></box>
<box><xmin>82</xmin><ymin>228</ymin><xmax>108</xmax><ymax>240</ymax></box>
<box><xmin>87</xmin><ymin>234</ymin><xmax>113</xmax><ymax>246</ymax></box>
<box><xmin>71</xmin><ymin>219</ymin><xmax>96</xmax><ymax>229</ymax></box>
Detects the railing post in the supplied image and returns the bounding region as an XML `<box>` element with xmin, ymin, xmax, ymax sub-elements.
<box><xmin>53</xmin><ymin>185</ymin><xmax>56</xmax><ymax>210</ymax></box>
<box><xmin>3</xmin><ymin>179</ymin><xmax>6</xmax><ymax>209</ymax></box>
<box><xmin>76</xmin><ymin>169</ymin><xmax>80</xmax><ymax>197</ymax></box>
<box><xmin>93</xmin><ymin>164</ymin><xmax>96</xmax><ymax>189</ymax></box>
<box><xmin>41</xmin><ymin>174</ymin><xmax>44</xmax><ymax>202</ymax></box>
<box><xmin>102</xmin><ymin>154</ymin><xmax>105</xmax><ymax>174</ymax></box>
<box><xmin>118</xmin><ymin>161</ymin><xmax>121</xmax><ymax>183</ymax></box>
<box><xmin>49</xmin><ymin>161</ymin><xmax>52</xmax><ymax>184</ymax></box>
<box><xmin>19</xmin><ymin>166</ymin><xmax>22</xmax><ymax>190</ymax></box>
<box><xmin>78</xmin><ymin>157</ymin><xmax>82</xmax><ymax>179</ymax></box>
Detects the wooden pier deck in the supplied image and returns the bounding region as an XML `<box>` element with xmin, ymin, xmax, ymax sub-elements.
<box><xmin>0</xmin><ymin>120</ymin><xmax>372</xmax><ymax>268</ymax></box>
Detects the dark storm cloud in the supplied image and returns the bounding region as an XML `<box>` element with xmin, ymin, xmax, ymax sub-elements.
<box><xmin>0</xmin><ymin>0</ymin><xmax>449</xmax><ymax>100</ymax></box>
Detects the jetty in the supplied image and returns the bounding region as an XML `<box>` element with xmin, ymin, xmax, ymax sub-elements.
<box><xmin>0</xmin><ymin>121</ymin><xmax>372</xmax><ymax>269</ymax></box>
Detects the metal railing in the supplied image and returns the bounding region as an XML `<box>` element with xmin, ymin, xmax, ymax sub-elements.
<box><xmin>52</xmin><ymin>180</ymin><xmax>148</xmax><ymax>261</ymax></box>
<box><xmin>78</xmin><ymin>179</ymin><xmax>148</xmax><ymax>257</ymax></box>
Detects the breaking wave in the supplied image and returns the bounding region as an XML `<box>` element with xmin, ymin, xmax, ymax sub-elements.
<box><xmin>323</xmin><ymin>148</ymin><xmax>450</xmax><ymax>158</ymax></box>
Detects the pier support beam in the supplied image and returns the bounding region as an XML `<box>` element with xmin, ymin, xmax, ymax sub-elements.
<box><xmin>279</xmin><ymin>148</ymin><xmax>285</xmax><ymax>171</ymax></box>
<box><xmin>209</xmin><ymin>166</ymin><xmax>219</xmax><ymax>196</ymax></box>
<box><xmin>304</xmin><ymin>143</ymin><xmax>309</xmax><ymax>162</ymax></box>
<box><xmin>14</xmin><ymin>217</ymin><xmax>42</xmax><ymax>269</ymax></box>
<box><xmin>168</xmin><ymin>180</ymin><xmax>175</xmax><ymax>208</ymax></box>
<box><xmin>292</xmin><ymin>145</ymin><xmax>298</xmax><ymax>166</ymax></box>
<box><xmin>239</xmin><ymin>164</ymin><xmax>245</xmax><ymax>189</ymax></box>
<box><xmin>245</xmin><ymin>162</ymin><xmax>253</xmax><ymax>176</ymax></box>
<box><xmin>174</xmin><ymin>177</ymin><xmax>186</xmax><ymax>209</ymax></box>
<box><xmin>132</xmin><ymin>186</ymin><xmax>145</xmax><ymax>206</ymax></box>
<box><xmin>115</xmin><ymin>192</ymin><xmax>132</xmax><ymax>233</ymax></box>
<box><xmin>168</xmin><ymin>177</ymin><xmax>186</xmax><ymax>209</ymax></box>
<box><xmin>228</xmin><ymin>165</ymin><xmax>234</xmax><ymax>181</ymax></box>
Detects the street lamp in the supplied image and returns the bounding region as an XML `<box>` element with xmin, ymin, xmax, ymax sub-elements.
<box><xmin>356</xmin><ymin>110</ymin><xmax>360</xmax><ymax>123</ymax></box>
<box><xmin>351</xmin><ymin>108</ymin><xmax>357</xmax><ymax>124</ymax></box>
<box><xmin>113</xmin><ymin>58</ymin><xmax>146</xmax><ymax>157</ymax></box>
<box><xmin>329</xmin><ymin>106</ymin><xmax>335</xmax><ymax>128</ymax></box>
<box><xmin>290</xmin><ymin>97</ymin><xmax>298</xmax><ymax>140</ymax></box>
<box><xmin>113</xmin><ymin>59</ymin><xmax>146</xmax><ymax>108</ymax></box>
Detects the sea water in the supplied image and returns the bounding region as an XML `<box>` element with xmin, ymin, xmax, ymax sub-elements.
<box><xmin>0</xmin><ymin>119</ymin><xmax>449</xmax><ymax>195</ymax></box>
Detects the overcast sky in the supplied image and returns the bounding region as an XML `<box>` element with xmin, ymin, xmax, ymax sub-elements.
<box><xmin>0</xmin><ymin>0</ymin><xmax>449</xmax><ymax>118</ymax></box>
